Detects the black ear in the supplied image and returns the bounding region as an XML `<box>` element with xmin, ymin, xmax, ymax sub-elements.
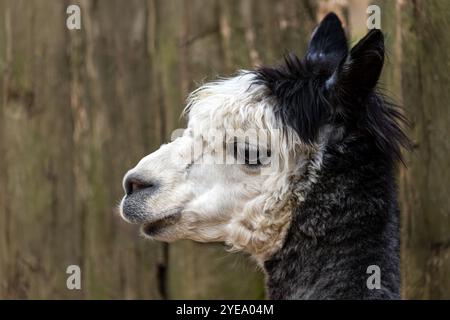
<box><xmin>329</xmin><ymin>29</ymin><xmax>385</xmax><ymax>101</ymax></box>
<box><xmin>305</xmin><ymin>12</ymin><xmax>348</xmax><ymax>73</ymax></box>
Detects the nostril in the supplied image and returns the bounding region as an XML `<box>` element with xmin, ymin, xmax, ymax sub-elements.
<box><xmin>125</xmin><ymin>176</ymin><xmax>155</xmax><ymax>196</ymax></box>
<box><xmin>130</xmin><ymin>181</ymin><xmax>141</xmax><ymax>194</ymax></box>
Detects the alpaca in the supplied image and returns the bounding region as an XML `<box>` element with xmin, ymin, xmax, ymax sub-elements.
<box><xmin>119</xmin><ymin>13</ymin><xmax>409</xmax><ymax>299</ymax></box>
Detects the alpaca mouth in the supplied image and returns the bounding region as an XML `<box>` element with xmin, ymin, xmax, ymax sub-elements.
<box><xmin>141</xmin><ymin>211</ymin><xmax>182</xmax><ymax>236</ymax></box>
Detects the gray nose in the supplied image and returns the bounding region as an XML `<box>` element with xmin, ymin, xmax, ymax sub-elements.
<box><xmin>124</xmin><ymin>173</ymin><xmax>157</xmax><ymax>196</ymax></box>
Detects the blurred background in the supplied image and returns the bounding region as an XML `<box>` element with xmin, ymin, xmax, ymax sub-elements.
<box><xmin>0</xmin><ymin>0</ymin><xmax>448</xmax><ymax>299</ymax></box>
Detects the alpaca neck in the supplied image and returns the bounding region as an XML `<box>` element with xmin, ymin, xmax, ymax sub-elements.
<box><xmin>263</xmin><ymin>141</ymin><xmax>400</xmax><ymax>299</ymax></box>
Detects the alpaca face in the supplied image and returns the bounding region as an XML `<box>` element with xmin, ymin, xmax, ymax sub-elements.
<box><xmin>120</xmin><ymin>72</ymin><xmax>308</xmax><ymax>257</ymax></box>
<box><xmin>120</xmin><ymin>13</ymin><xmax>391</xmax><ymax>260</ymax></box>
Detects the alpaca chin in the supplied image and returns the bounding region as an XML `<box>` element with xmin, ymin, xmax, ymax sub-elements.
<box><xmin>141</xmin><ymin>211</ymin><xmax>182</xmax><ymax>238</ymax></box>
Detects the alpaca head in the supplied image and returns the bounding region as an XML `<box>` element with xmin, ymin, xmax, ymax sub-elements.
<box><xmin>120</xmin><ymin>13</ymin><xmax>405</xmax><ymax>261</ymax></box>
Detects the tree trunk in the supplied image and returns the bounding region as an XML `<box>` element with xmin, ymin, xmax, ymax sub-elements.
<box><xmin>371</xmin><ymin>0</ymin><xmax>450</xmax><ymax>299</ymax></box>
<box><xmin>395</xmin><ymin>0</ymin><xmax>450</xmax><ymax>299</ymax></box>
<box><xmin>0</xmin><ymin>0</ymin><xmax>163</xmax><ymax>299</ymax></box>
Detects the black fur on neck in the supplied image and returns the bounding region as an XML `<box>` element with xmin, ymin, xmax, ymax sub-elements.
<box><xmin>264</xmin><ymin>134</ymin><xmax>401</xmax><ymax>299</ymax></box>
